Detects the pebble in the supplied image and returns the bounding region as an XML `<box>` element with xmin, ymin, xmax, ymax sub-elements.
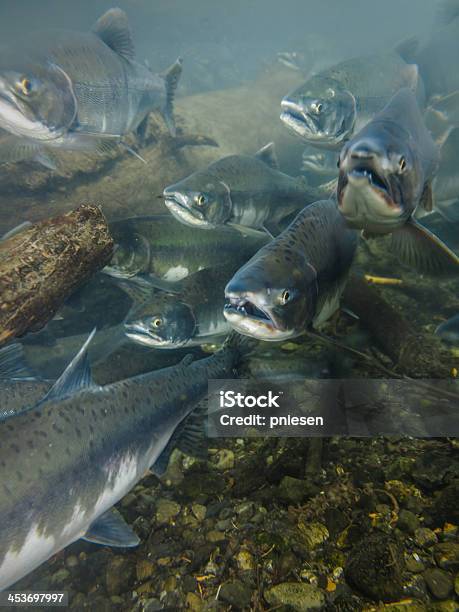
<box><xmin>434</xmin><ymin>542</ymin><xmax>459</xmax><ymax>570</ymax></box>
<box><xmin>215</xmin><ymin>518</ymin><xmax>232</xmax><ymax>530</ymax></box>
<box><xmin>50</xmin><ymin>568</ymin><xmax>70</xmax><ymax>585</ymax></box>
<box><xmin>403</xmin><ymin>574</ymin><xmax>428</xmax><ymax>600</ymax></box>
<box><xmin>397</xmin><ymin>509</ymin><xmax>420</xmax><ymax>534</ymax></box>
<box><xmin>428</xmin><ymin>601</ymin><xmax>459</xmax><ymax>612</ymax></box>
<box><xmin>215</xmin><ymin>449</ymin><xmax>234</xmax><ymax>470</ymax></box>
<box><xmin>141</xmin><ymin>598</ymin><xmax>162</xmax><ymax>611</ymax></box>
<box><xmin>207</xmin><ymin>530</ymin><xmax>226</xmax><ymax>542</ymax></box>
<box><xmin>136</xmin><ymin>560</ymin><xmax>155</xmax><ymax>581</ymax></box>
<box><xmin>278</xmin><ymin>476</ymin><xmax>315</xmax><ymax>504</ymax></box>
<box><xmin>191</xmin><ymin>503</ymin><xmax>207</xmax><ymax>522</ymax></box>
<box><xmin>185</xmin><ymin>592</ymin><xmax>203</xmax><ymax>611</ymax></box>
<box><xmin>298</xmin><ymin>521</ymin><xmax>329</xmax><ymax>550</ymax></box>
<box><xmin>155</xmin><ymin>499</ymin><xmax>181</xmax><ymax>524</ymax></box>
<box><xmin>423</xmin><ymin>568</ymin><xmax>453</xmax><ymax>600</ymax></box>
<box><xmin>405</xmin><ymin>552</ymin><xmax>425</xmax><ymax>573</ymax></box>
<box><xmin>234</xmin><ymin>501</ymin><xmax>254</xmax><ymax>519</ymax></box>
<box><xmin>219</xmin><ymin>579</ymin><xmax>253</xmax><ymax>607</ymax></box>
<box><xmin>433</xmin><ymin>482</ymin><xmax>459</xmax><ymax>525</ymax></box>
<box><xmin>345</xmin><ymin>533</ymin><xmax>404</xmax><ymax>602</ymax></box>
<box><xmin>157</xmin><ymin>557</ymin><xmax>171</xmax><ymax>566</ymax></box>
<box><xmin>105</xmin><ymin>557</ymin><xmax>134</xmax><ymax>596</ymax></box>
<box><xmin>65</xmin><ymin>555</ymin><xmax>78</xmax><ymax>569</ymax></box>
<box><xmin>236</xmin><ymin>549</ymin><xmax>255</xmax><ymax>571</ymax></box>
<box><xmin>414</xmin><ymin>527</ymin><xmax>438</xmax><ymax>548</ymax></box>
<box><xmin>264</xmin><ymin>582</ymin><xmax>326</xmax><ymax>611</ymax></box>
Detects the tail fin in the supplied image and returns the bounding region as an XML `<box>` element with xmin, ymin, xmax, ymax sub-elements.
<box><xmin>161</xmin><ymin>58</ymin><xmax>183</xmax><ymax>137</ymax></box>
<box><xmin>222</xmin><ymin>330</ymin><xmax>258</xmax><ymax>357</ymax></box>
<box><xmin>436</xmin><ymin>0</ymin><xmax>459</xmax><ymax>26</ymax></box>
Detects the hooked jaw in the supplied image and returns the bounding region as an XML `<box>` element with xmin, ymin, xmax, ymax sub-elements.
<box><xmin>280</xmin><ymin>97</ymin><xmax>351</xmax><ymax>147</ymax></box>
<box><xmin>224</xmin><ymin>289</ymin><xmax>295</xmax><ymax>341</ymax></box>
<box><xmin>163</xmin><ymin>188</ymin><xmax>213</xmax><ymax>229</ymax></box>
<box><xmin>338</xmin><ymin>143</ymin><xmax>404</xmax><ymax>232</ymax></box>
<box><xmin>124</xmin><ymin>322</ymin><xmax>183</xmax><ymax>349</ymax></box>
<box><xmin>0</xmin><ymin>77</ymin><xmax>57</xmax><ymax>142</ymax></box>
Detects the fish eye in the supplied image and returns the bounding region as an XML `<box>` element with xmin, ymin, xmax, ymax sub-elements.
<box><xmin>151</xmin><ymin>318</ymin><xmax>162</xmax><ymax>328</ymax></box>
<box><xmin>17</xmin><ymin>77</ymin><xmax>32</xmax><ymax>96</ymax></box>
<box><xmin>311</xmin><ymin>102</ymin><xmax>323</xmax><ymax>114</ymax></box>
<box><xmin>399</xmin><ymin>157</ymin><xmax>407</xmax><ymax>172</ymax></box>
<box><xmin>280</xmin><ymin>289</ymin><xmax>291</xmax><ymax>305</ymax></box>
<box><xmin>196</xmin><ymin>194</ymin><xmax>207</xmax><ymax>206</ymax></box>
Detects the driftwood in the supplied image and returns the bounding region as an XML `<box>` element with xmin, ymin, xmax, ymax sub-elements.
<box><xmin>343</xmin><ymin>275</ymin><xmax>458</xmax><ymax>378</ymax></box>
<box><xmin>0</xmin><ymin>205</ymin><xmax>113</xmax><ymax>346</ymax></box>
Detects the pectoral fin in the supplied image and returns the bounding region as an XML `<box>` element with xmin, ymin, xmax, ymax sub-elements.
<box><xmin>150</xmin><ymin>398</ymin><xmax>208</xmax><ymax>477</ymax></box>
<box><xmin>83</xmin><ymin>508</ymin><xmax>140</xmax><ymax>547</ymax></box>
<box><xmin>420</xmin><ymin>181</ymin><xmax>434</xmax><ymax>212</ymax></box>
<box><xmin>391</xmin><ymin>218</ymin><xmax>459</xmax><ymax>275</ymax></box>
<box><xmin>0</xmin><ymin>343</ymin><xmax>37</xmax><ymax>380</ymax></box>
<box><xmin>227</xmin><ymin>222</ymin><xmax>269</xmax><ymax>239</ymax></box>
<box><xmin>39</xmin><ymin>329</ymin><xmax>98</xmax><ymax>404</ymax></box>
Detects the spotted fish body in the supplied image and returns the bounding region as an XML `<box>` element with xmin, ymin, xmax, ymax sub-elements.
<box><xmin>0</xmin><ymin>332</ymin><xmax>247</xmax><ymax>589</ymax></box>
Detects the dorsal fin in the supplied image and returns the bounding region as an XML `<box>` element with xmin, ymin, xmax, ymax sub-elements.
<box><xmin>436</xmin><ymin>0</ymin><xmax>459</xmax><ymax>27</ymax></box>
<box><xmin>395</xmin><ymin>36</ymin><xmax>420</xmax><ymax>63</ymax></box>
<box><xmin>255</xmin><ymin>142</ymin><xmax>279</xmax><ymax>170</ymax></box>
<box><xmin>160</xmin><ymin>58</ymin><xmax>183</xmax><ymax>137</ymax></box>
<box><xmin>92</xmin><ymin>8</ymin><xmax>135</xmax><ymax>60</ymax></box>
<box><xmin>40</xmin><ymin>329</ymin><xmax>97</xmax><ymax>404</ymax></box>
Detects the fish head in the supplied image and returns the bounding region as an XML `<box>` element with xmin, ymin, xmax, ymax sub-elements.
<box><xmin>104</xmin><ymin>233</ymin><xmax>150</xmax><ymax>279</ymax></box>
<box><xmin>0</xmin><ymin>62</ymin><xmax>77</xmax><ymax>141</ymax></box>
<box><xmin>224</xmin><ymin>249</ymin><xmax>317</xmax><ymax>341</ymax></box>
<box><xmin>124</xmin><ymin>294</ymin><xmax>196</xmax><ymax>348</ymax></box>
<box><xmin>337</xmin><ymin>126</ymin><xmax>416</xmax><ymax>233</ymax></box>
<box><xmin>280</xmin><ymin>76</ymin><xmax>356</xmax><ymax>148</ymax></box>
<box><xmin>301</xmin><ymin>146</ymin><xmax>339</xmax><ymax>177</ymax></box>
<box><xmin>163</xmin><ymin>171</ymin><xmax>232</xmax><ymax>229</ymax></box>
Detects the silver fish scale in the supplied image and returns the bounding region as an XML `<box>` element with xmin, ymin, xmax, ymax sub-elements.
<box><xmin>40</xmin><ymin>33</ymin><xmax>158</xmax><ymax>135</ymax></box>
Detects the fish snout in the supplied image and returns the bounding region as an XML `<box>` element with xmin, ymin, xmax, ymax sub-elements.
<box><xmin>347</xmin><ymin>139</ymin><xmax>382</xmax><ymax>163</ymax></box>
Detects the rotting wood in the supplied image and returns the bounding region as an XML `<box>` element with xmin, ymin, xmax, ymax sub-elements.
<box><xmin>0</xmin><ymin>204</ymin><xmax>113</xmax><ymax>345</ymax></box>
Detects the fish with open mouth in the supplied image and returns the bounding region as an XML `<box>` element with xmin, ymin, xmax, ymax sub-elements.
<box><xmin>163</xmin><ymin>143</ymin><xmax>326</xmax><ymax>236</ymax></box>
<box><xmin>0</xmin><ymin>328</ymin><xmax>252</xmax><ymax>590</ymax></box>
<box><xmin>280</xmin><ymin>51</ymin><xmax>423</xmax><ymax>150</ymax></box>
<box><xmin>104</xmin><ymin>215</ymin><xmax>268</xmax><ymax>281</ymax></box>
<box><xmin>223</xmin><ymin>199</ymin><xmax>357</xmax><ymax>340</ymax></box>
<box><xmin>119</xmin><ymin>265</ymin><xmax>236</xmax><ymax>349</ymax></box>
<box><xmin>337</xmin><ymin>87</ymin><xmax>459</xmax><ymax>274</ymax></box>
<box><xmin>0</xmin><ymin>8</ymin><xmax>182</xmax><ymax>168</ymax></box>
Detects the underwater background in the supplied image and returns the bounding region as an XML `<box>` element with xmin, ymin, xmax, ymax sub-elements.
<box><xmin>0</xmin><ymin>1</ymin><xmax>458</xmax><ymax>610</ymax></box>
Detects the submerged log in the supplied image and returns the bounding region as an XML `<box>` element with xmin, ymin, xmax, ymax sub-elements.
<box><xmin>343</xmin><ymin>275</ymin><xmax>458</xmax><ymax>378</ymax></box>
<box><xmin>0</xmin><ymin>205</ymin><xmax>113</xmax><ymax>346</ymax></box>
